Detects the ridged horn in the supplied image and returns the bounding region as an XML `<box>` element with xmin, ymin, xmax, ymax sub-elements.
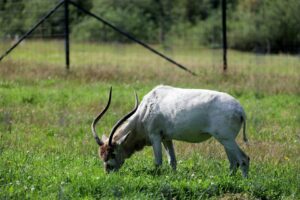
<box><xmin>108</xmin><ymin>91</ymin><xmax>139</xmax><ymax>146</ymax></box>
<box><xmin>91</xmin><ymin>87</ymin><xmax>112</xmax><ymax>146</ymax></box>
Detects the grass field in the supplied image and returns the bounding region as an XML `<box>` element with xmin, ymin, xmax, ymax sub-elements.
<box><xmin>0</xmin><ymin>41</ymin><xmax>299</xmax><ymax>199</ymax></box>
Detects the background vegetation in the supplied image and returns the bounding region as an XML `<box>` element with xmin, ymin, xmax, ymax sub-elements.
<box><xmin>1</xmin><ymin>0</ymin><xmax>300</xmax><ymax>53</ymax></box>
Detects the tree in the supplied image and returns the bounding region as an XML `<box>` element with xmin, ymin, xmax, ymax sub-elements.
<box><xmin>0</xmin><ymin>0</ymin><xmax>26</xmax><ymax>38</ymax></box>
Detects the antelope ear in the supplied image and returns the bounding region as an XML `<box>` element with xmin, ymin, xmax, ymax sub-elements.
<box><xmin>117</xmin><ymin>132</ymin><xmax>131</xmax><ymax>145</ymax></box>
<box><xmin>102</xmin><ymin>134</ymin><xmax>108</xmax><ymax>142</ymax></box>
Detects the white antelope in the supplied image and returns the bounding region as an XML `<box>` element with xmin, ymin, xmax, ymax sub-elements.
<box><xmin>92</xmin><ymin>85</ymin><xmax>250</xmax><ymax>177</ymax></box>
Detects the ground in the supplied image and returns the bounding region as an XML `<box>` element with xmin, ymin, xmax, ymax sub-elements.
<box><xmin>0</xmin><ymin>41</ymin><xmax>299</xmax><ymax>199</ymax></box>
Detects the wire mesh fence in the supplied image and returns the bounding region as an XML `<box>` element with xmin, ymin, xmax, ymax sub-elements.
<box><xmin>0</xmin><ymin>0</ymin><xmax>65</xmax><ymax>66</ymax></box>
<box><xmin>0</xmin><ymin>0</ymin><xmax>299</xmax><ymax>77</ymax></box>
<box><xmin>0</xmin><ymin>0</ymin><xmax>221</xmax><ymax>74</ymax></box>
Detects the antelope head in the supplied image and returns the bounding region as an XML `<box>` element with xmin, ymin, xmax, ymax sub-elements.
<box><xmin>91</xmin><ymin>87</ymin><xmax>139</xmax><ymax>172</ymax></box>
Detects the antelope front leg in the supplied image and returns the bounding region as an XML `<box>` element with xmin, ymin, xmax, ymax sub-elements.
<box><xmin>150</xmin><ymin>135</ymin><xmax>162</xmax><ymax>167</ymax></box>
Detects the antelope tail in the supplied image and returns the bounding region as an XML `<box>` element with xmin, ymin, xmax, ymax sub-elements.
<box><xmin>241</xmin><ymin>116</ymin><xmax>248</xmax><ymax>145</ymax></box>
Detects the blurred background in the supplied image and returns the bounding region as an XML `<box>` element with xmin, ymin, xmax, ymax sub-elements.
<box><xmin>0</xmin><ymin>0</ymin><xmax>299</xmax><ymax>72</ymax></box>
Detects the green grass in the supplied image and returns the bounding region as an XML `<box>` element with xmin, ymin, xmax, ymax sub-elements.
<box><xmin>0</xmin><ymin>41</ymin><xmax>300</xmax><ymax>199</ymax></box>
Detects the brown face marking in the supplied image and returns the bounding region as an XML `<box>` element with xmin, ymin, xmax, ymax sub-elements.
<box><xmin>99</xmin><ymin>144</ymin><xmax>108</xmax><ymax>161</ymax></box>
<box><xmin>99</xmin><ymin>144</ymin><xmax>115</xmax><ymax>162</ymax></box>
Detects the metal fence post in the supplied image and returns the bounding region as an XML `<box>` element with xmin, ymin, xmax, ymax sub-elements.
<box><xmin>64</xmin><ymin>0</ymin><xmax>70</xmax><ymax>70</ymax></box>
<box><xmin>222</xmin><ymin>0</ymin><xmax>227</xmax><ymax>72</ymax></box>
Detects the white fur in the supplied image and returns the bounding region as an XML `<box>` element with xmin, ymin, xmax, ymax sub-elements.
<box><xmin>112</xmin><ymin>85</ymin><xmax>249</xmax><ymax>177</ymax></box>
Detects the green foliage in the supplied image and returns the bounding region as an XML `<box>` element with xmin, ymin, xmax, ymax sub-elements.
<box><xmin>0</xmin><ymin>0</ymin><xmax>26</xmax><ymax>37</ymax></box>
<box><xmin>229</xmin><ymin>0</ymin><xmax>300</xmax><ymax>53</ymax></box>
<box><xmin>1</xmin><ymin>0</ymin><xmax>299</xmax><ymax>52</ymax></box>
<box><xmin>72</xmin><ymin>1</ymin><xmax>158</xmax><ymax>43</ymax></box>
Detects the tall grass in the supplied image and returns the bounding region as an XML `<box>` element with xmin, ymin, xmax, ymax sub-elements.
<box><xmin>0</xmin><ymin>41</ymin><xmax>299</xmax><ymax>199</ymax></box>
